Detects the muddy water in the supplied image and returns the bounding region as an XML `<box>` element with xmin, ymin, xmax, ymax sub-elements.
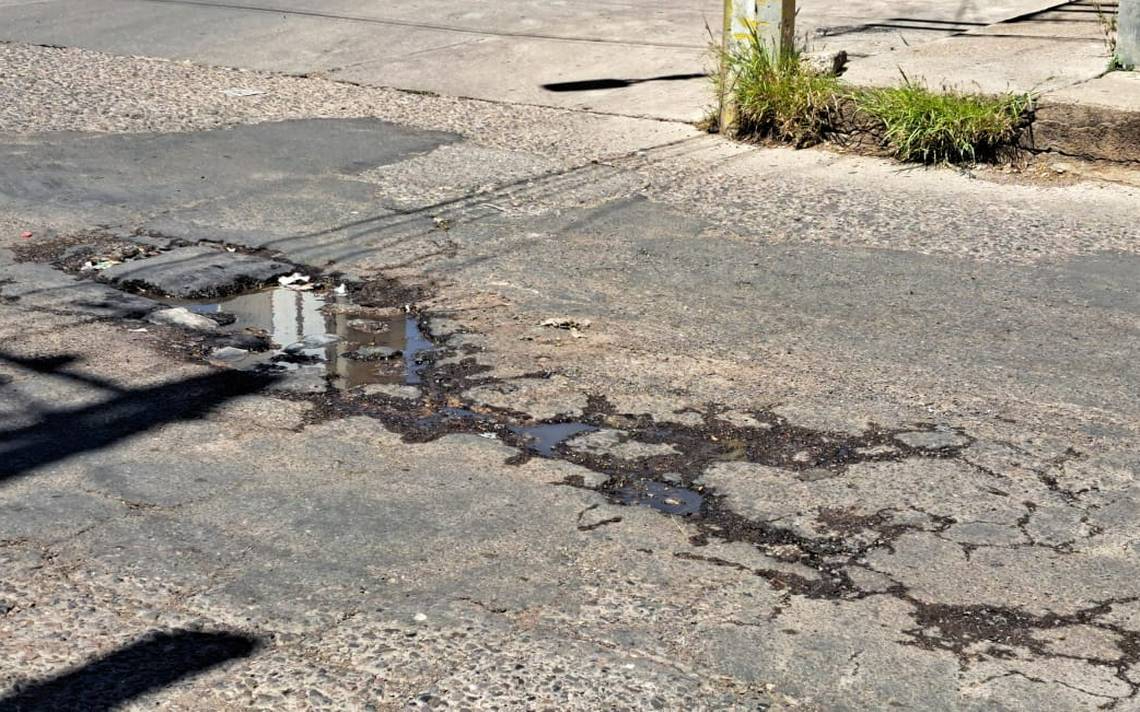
<box><xmin>180</xmin><ymin>287</ymin><xmax>433</xmax><ymax>388</ymax></box>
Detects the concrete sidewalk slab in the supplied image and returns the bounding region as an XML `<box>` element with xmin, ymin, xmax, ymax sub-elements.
<box><xmin>0</xmin><ymin>0</ymin><xmax>1079</xmax><ymax>120</ymax></box>
<box><xmin>331</xmin><ymin>38</ymin><xmax>710</xmax><ymax>121</ymax></box>
<box><xmin>1</xmin><ymin>0</ymin><xmax>1133</xmax><ymax>159</ymax></box>
<box><xmin>842</xmin><ymin>0</ymin><xmax>1110</xmax><ymax>94</ymax></box>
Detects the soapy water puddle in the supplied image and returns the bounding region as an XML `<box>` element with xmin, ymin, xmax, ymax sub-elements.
<box><xmin>176</xmin><ymin>287</ymin><xmax>434</xmax><ymax>389</ymax></box>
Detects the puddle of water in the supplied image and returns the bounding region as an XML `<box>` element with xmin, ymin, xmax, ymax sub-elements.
<box><xmin>616</xmin><ymin>481</ymin><xmax>703</xmax><ymax>516</ymax></box>
<box><xmin>179</xmin><ymin>287</ymin><xmax>434</xmax><ymax>389</ymax></box>
<box><xmin>403</xmin><ymin>316</ymin><xmax>434</xmax><ymax>386</ymax></box>
<box><xmin>509</xmin><ymin>422</ymin><xmax>599</xmax><ymax>457</ymax></box>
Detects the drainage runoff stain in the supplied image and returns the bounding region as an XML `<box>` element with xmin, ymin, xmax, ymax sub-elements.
<box><xmin>160</xmin><ymin>284</ymin><xmax>972</xmax><ymax>528</ymax></box>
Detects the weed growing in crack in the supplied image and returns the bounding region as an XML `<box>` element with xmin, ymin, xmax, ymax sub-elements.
<box><xmin>856</xmin><ymin>79</ymin><xmax>1032</xmax><ymax>164</ymax></box>
<box><xmin>718</xmin><ymin>27</ymin><xmax>843</xmax><ymax>147</ymax></box>
<box><xmin>1094</xmin><ymin>0</ymin><xmax>1120</xmax><ymax>69</ymax></box>
<box><xmin>716</xmin><ymin>31</ymin><xmax>1034</xmax><ymax>165</ymax></box>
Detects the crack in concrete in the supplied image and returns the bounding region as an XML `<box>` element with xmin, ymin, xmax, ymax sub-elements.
<box><xmin>578</xmin><ymin>516</ymin><xmax>624</xmax><ymax>532</ymax></box>
<box><xmin>977</xmin><ymin>669</ymin><xmax>1125</xmax><ymax>702</ymax></box>
<box><xmin>455</xmin><ymin>596</ymin><xmax>509</xmax><ymax>615</ymax></box>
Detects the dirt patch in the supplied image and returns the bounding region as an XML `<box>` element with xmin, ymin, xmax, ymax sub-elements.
<box><xmin>10</xmin><ymin>229</ymin><xmax>171</xmax><ymax>272</ymax></box>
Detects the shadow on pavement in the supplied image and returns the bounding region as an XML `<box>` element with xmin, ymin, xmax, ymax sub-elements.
<box><xmin>0</xmin><ymin>351</ymin><xmax>276</xmax><ymax>482</ymax></box>
<box><xmin>0</xmin><ymin>629</ymin><xmax>260</xmax><ymax>712</ymax></box>
<box><xmin>541</xmin><ymin>73</ymin><xmax>706</xmax><ymax>92</ymax></box>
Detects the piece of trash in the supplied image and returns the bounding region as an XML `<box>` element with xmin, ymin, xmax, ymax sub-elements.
<box><xmin>284</xmin><ymin>333</ymin><xmax>340</xmax><ymax>353</ymax></box>
<box><xmin>220</xmin><ymin>88</ymin><xmax>266</xmax><ymax>97</ymax></box>
<box><xmin>478</xmin><ymin>432</ymin><xmax>499</xmax><ymax>440</ymax></box>
<box><xmin>332</xmin><ymin>283</ymin><xmax>347</xmax><ymax>296</ymax></box>
<box><xmin>146</xmin><ymin>307</ymin><xmax>218</xmax><ymax>332</ymax></box>
<box><xmin>226</xmin><ymin>247</ymin><xmax>237</xmax><ymax>253</ymax></box>
<box><xmin>19</xmin><ymin>231</ymin><xmax>32</xmax><ymax>239</ymax></box>
<box><xmin>128</xmin><ymin>327</ymin><xmax>148</xmax><ymax>333</ymax></box>
<box><xmin>540</xmin><ymin>317</ymin><xmax>592</xmax><ymax>331</ymax></box>
<box><xmin>278</xmin><ymin>272</ymin><xmax>313</xmax><ymax>291</ymax></box>
<box><xmin>346</xmin><ymin>318</ymin><xmax>390</xmax><ymax>334</ymax></box>
<box><xmin>413</xmin><ymin>612</ymin><xmax>428</xmax><ymax>622</ymax></box>
<box><xmin>80</xmin><ymin>259</ymin><xmax>121</xmax><ymax>272</ymax></box>
<box><xmin>210</xmin><ymin>346</ymin><xmax>250</xmax><ymax>361</ymax></box>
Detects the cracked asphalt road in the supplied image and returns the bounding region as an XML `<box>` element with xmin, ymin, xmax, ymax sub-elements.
<box><xmin>3</xmin><ymin>42</ymin><xmax>1140</xmax><ymax>711</ymax></box>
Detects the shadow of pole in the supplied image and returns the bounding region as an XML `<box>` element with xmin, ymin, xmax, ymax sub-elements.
<box><xmin>541</xmin><ymin>73</ymin><xmax>707</xmax><ymax>92</ymax></box>
<box><xmin>0</xmin><ymin>352</ymin><xmax>278</xmax><ymax>482</ymax></box>
<box><xmin>0</xmin><ymin>630</ymin><xmax>260</xmax><ymax>712</ymax></box>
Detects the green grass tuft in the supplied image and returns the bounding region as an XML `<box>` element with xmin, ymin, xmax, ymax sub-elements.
<box><xmin>718</xmin><ymin>31</ymin><xmax>1034</xmax><ymax>164</ymax></box>
<box><xmin>721</xmin><ymin>29</ymin><xmax>842</xmax><ymax>147</ymax></box>
<box><xmin>856</xmin><ymin>81</ymin><xmax>1032</xmax><ymax>164</ymax></box>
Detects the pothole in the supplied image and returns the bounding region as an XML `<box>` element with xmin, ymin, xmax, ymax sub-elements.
<box><xmin>173</xmin><ymin>286</ymin><xmax>434</xmax><ymax>390</ymax></box>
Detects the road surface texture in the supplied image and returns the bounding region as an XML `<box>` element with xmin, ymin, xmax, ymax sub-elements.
<box><xmin>3</xmin><ymin>35</ymin><xmax>1140</xmax><ymax>712</ymax></box>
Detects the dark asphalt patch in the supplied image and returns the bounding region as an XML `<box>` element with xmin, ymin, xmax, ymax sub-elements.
<box><xmin>98</xmin><ymin>245</ymin><xmax>294</xmax><ymax>299</ymax></box>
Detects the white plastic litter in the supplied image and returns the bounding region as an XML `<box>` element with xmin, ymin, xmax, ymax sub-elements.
<box><xmin>278</xmin><ymin>272</ymin><xmax>313</xmax><ymax>291</ymax></box>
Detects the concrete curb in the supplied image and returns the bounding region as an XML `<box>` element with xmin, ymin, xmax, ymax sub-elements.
<box><xmin>1028</xmin><ymin>99</ymin><xmax>1140</xmax><ymax>164</ymax></box>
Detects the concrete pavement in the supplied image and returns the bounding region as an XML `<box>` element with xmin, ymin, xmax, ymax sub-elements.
<box><xmin>7</xmin><ymin>0</ymin><xmax>1137</xmax><ymax>163</ymax></box>
<box><xmin>843</xmin><ymin>0</ymin><xmax>1112</xmax><ymax>93</ymax></box>
<box><xmin>0</xmin><ymin>0</ymin><xmax>1071</xmax><ymax>121</ymax></box>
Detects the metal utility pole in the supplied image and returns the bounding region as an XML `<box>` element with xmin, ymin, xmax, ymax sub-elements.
<box><xmin>719</xmin><ymin>0</ymin><xmax>796</xmax><ymax>133</ymax></box>
<box><xmin>1120</xmin><ymin>0</ymin><xmax>1139</xmax><ymax>69</ymax></box>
